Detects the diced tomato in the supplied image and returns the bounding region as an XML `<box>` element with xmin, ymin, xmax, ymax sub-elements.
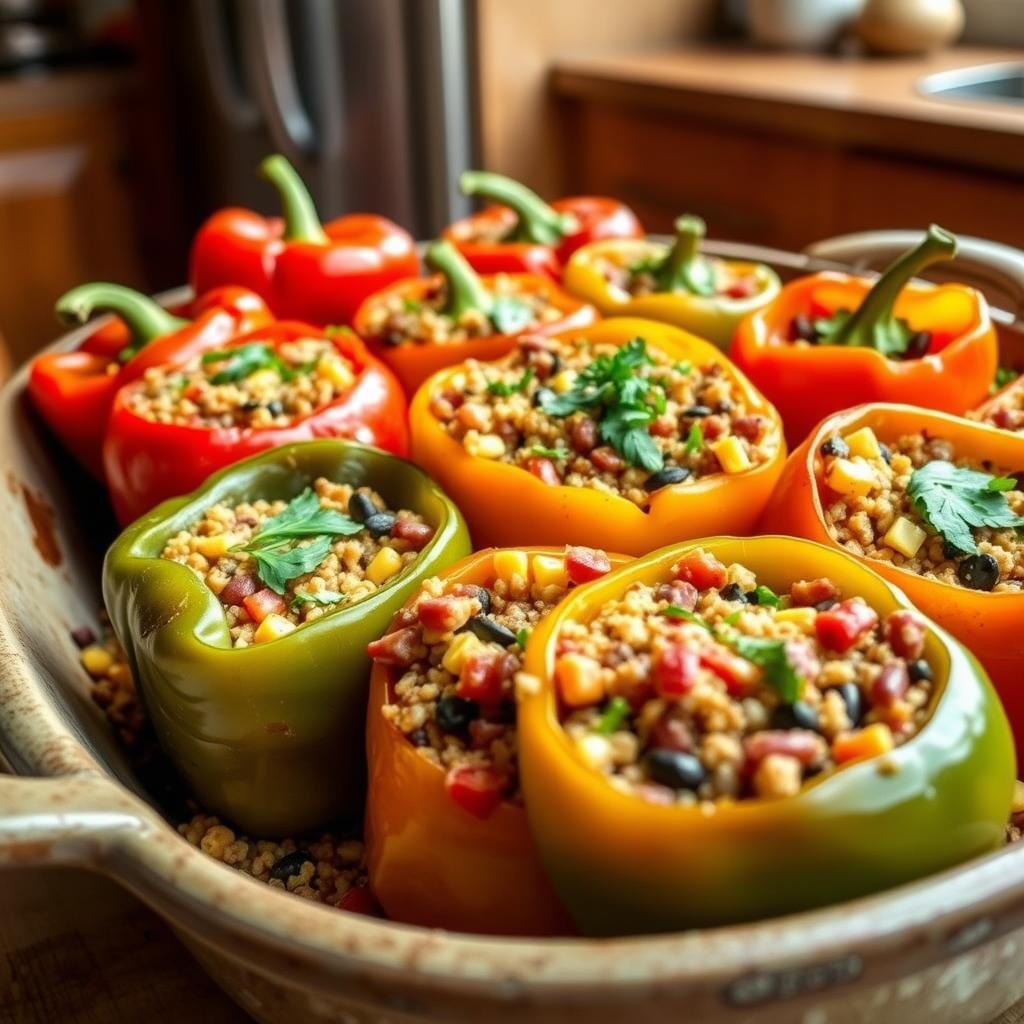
<box><xmin>744</xmin><ymin>730</ymin><xmax>824</xmax><ymax>767</ymax></box>
<box><xmin>885</xmin><ymin>610</ymin><xmax>925</xmax><ymax>660</ymax></box>
<box><xmin>656</xmin><ymin>581</ymin><xmax>699</xmax><ymax>611</ymax></box>
<box><xmin>699</xmin><ymin>644</ymin><xmax>759</xmax><ymax>695</ymax></box>
<box><xmin>390</xmin><ymin>519</ymin><xmax>434</xmax><ymax>550</ymax></box>
<box><xmin>784</xmin><ymin>638</ymin><xmax>821</xmax><ymax>683</ymax></box>
<box><xmin>417</xmin><ymin>595</ymin><xmax>477</xmax><ymax>633</ymax></box>
<box><xmin>457</xmin><ymin>648</ymin><xmax>512</xmax><ymax>705</ymax></box>
<box><xmin>789</xmin><ymin>577</ymin><xmax>840</xmax><ymax>608</ymax></box>
<box><xmin>732</xmin><ymin>415</ymin><xmax>765</xmax><ymax>442</ymax></box>
<box><xmin>648</xmin><ymin>712</ymin><xmax>693</xmax><ymax>752</ymax></box>
<box><xmin>526</xmin><ymin>456</ymin><xmax>561</xmax><ymax>486</ymax></box>
<box><xmin>723</xmin><ymin>276</ymin><xmax>759</xmax><ymax>300</ymax></box>
<box><xmin>242</xmin><ymin>587</ymin><xmax>286</xmax><ymax>623</ymax></box>
<box><xmin>366</xmin><ymin>627</ymin><xmax>427</xmax><ymax>667</ymax></box>
<box><xmin>566</xmin><ymin>546</ymin><xmax>611</xmax><ymax>584</ymax></box>
<box><xmin>872</xmin><ymin>663</ymin><xmax>909</xmax><ymax>708</ymax></box>
<box><xmin>815</xmin><ymin>599</ymin><xmax>879</xmax><ymax>652</ymax></box>
<box><xmin>652</xmin><ymin>642</ymin><xmax>700</xmax><ymax>697</ymax></box>
<box><xmin>701</xmin><ymin>415</ymin><xmax>727</xmax><ymax>442</ymax></box>
<box><xmin>444</xmin><ymin>763</ymin><xmax>506</xmax><ymax>818</ymax></box>
<box><xmin>674</xmin><ymin>551</ymin><xmax>727</xmax><ymax>591</ymax></box>
<box><xmin>219</xmin><ymin>572</ymin><xmax>260</xmax><ymax>607</ymax></box>
<box><xmin>337</xmin><ymin>885</ymin><xmax>382</xmax><ymax>916</ymax></box>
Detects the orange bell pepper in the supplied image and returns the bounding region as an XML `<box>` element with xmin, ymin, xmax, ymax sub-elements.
<box><xmin>730</xmin><ymin>226</ymin><xmax>998</xmax><ymax>445</ymax></box>
<box><xmin>759</xmin><ymin>402</ymin><xmax>1024</xmax><ymax>751</ymax></box>
<box><xmin>352</xmin><ymin>240</ymin><xmax>598</xmax><ymax>395</ymax></box>
<box><xmin>365</xmin><ymin>546</ymin><xmax>630</xmax><ymax>935</ymax></box>
<box><xmin>409</xmin><ymin>317</ymin><xmax>786</xmax><ymax>554</ymax></box>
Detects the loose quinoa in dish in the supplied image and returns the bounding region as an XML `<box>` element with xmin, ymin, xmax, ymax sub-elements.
<box><xmin>553</xmin><ymin>547</ymin><xmax>938</xmax><ymax>804</ymax></box>
<box><xmin>430</xmin><ymin>333</ymin><xmax>778</xmax><ymax>510</ymax></box>
<box><xmin>361</xmin><ymin>274</ymin><xmax>564</xmax><ymax>347</ymax></box>
<box><xmin>818</xmin><ymin>425</ymin><xmax>1024</xmax><ymax>593</ymax></box>
<box><xmin>161</xmin><ymin>478</ymin><xmax>434</xmax><ymax>646</ymax></box>
<box><xmin>369</xmin><ymin>546</ymin><xmax>614</xmax><ymax>817</ymax></box>
<box><xmin>126</xmin><ymin>336</ymin><xmax>357</xmax><ymax>428</ymax></box>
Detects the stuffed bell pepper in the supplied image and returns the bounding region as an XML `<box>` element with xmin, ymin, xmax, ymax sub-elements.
<box><xmin>443</xmin><ymin>169</ymin><xmax>642</xmax><ymax>280</ymax></box>
<box><xmin>352</xmin><ymin>239</ymin><xmax>598</xmax><ymax>395</ymax></box>
<box><xmin>365</xmin><ymin>544</ymin><xmax>628</xmax><ymax>936</ymax></box>
<box><xmin>103</xmin><ymin>440</ymin><xmax>469</xmax><ymax>835</ymax></box>
<box><xmin>973</xmin><ymin>371</ymin><xmax>1024</xmax><ymax>433</ymax></box>
<box><xmin>731</xmin><ymin>225</ymin><xmax>998</xmax><ymax>444</ymax></box>
<box><xmin>103</xmin><ymin>318</ymin><xmax>408</xmax><ymax>524</ymax></box>
<box><xmin>760</xmin><ymin>404</ymin><xmax>1024</xmax><ymax>750</ymax></box>
<box><xmin>517</xmin><ymin>536</ymin><xmax>1014</xmax><ymax>936</ymax></box>
<box><xmin>189</xmin><ymin>154</ymin><xmax>419</xmax><ymax>326</ymax></box>
<box><xmin>28</xmin><ymin>284</ymin><xmax>272</xmax><ymax>478</ymax></box>
<box><xmin>564</xmin><ymin>215</ymin><xmax>780</xmax><ymax>349</ymax></box>
<box><xmin>410</xmin><ymin>317</ymin><xmax>785</xmax><ymax>554</ymax></box>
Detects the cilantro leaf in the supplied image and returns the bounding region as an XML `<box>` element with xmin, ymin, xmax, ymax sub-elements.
<box><xmin>992</xmin><ymin>366</ymin><xmax>1018</xmax><ymax>393</ymax></box>
<box><xmin>663</xmin><ymin>606</ymin><xmax>711</xmax><ymax>631</ymax></box>
<box><xmin>487</xmin><ymin>367</ymin><xmax>534</xmax><ymax>397</ymax></box>
<box><xmin>727</xmin><ymin>635</ymin><xmax>803</xmax><ymax>703</ymax></box>
<box><xmin>247</xmin><ymin>536</ymin><xmax>333</xmax><ymax>595</ymax></box>
<box><xmin>490</xmin><ymin>295</ymin><xmax>535</xmax><ymax>334</ymax></box>
<box><xmin>529</xmin><ymin>444</ymin><xmax>570</xmax><ymax>460</ymax></box>
<box><xmin>516</xmin><ymin>627</ymin><xmax>530</xmax><ymax>650</ymax></box>
<box><xmin>202</xmin><ymin>342</ymin><xmax>293</xmax><ymax>385</ymax></box>
<box><xmin>242</xmin><ymin>489</ymin><xmax>363</xmax><ymax>548</ymax></box>
<box><xmin>596</xmin><ymin>696</ymin><xmax>631</xmax><ymax>735</ymax></box>
<box><xmin>751</xmin><ymin>584</ymin><xmax>781</xmax><ymax>609</ymax></box>
<box><xmin>907</xmin><ymin>461</ymin><xmax>1024</xmax><ymax>556</ymax></box>
<box><xmin>684</xmin><ymin>423</ymin><xmax>703</xmax><ymax>456</ymax></box>
<box><xmin>291</xmin><ymin>590</ymin><xmax>346</xmax><ymax>608</ymax></box>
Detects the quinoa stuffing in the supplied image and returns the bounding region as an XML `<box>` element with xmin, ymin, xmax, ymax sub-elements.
<box><xmin>369</xmin><ymin>546</ymin><xmax>613</xmax><ymax>817</ymax></box>
<box><xmin>818</xmin><ymin>425</ymin><xmax>1024</xmax><ymax>592</ymax></box>
<box><xmin>125</xmin><ymin>336</ymin><xmax>357</xmax><ymax>428</ymax></box>
<box><xmin>554</xmin><ymin>547</ymin><xmax>937</xmax><ymax>804</ymax></box>
<box><xmin>161</xmin><ymin>478</ymin><xmax>434</xmax><ymax>646</ymax></box>
<box><xmin>361</xmin><ymin>273</ymin><xmax>564</xmax><ymax>347</ymax></box>
<box><xmin>431</xmin><ymin>333</ymin><xmax>778</xmax><ymax>510</ymax></box>
<box><xmin>974</xmin><ymin>378</ymin><xmax>1024</xmax><ymax>432</ymax></box>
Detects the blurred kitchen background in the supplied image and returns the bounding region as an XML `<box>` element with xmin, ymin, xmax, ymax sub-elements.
<box><xmin>0</xmin><ymin>0</ymin><xmax>1022</xmax><ymax>366</ymax></box>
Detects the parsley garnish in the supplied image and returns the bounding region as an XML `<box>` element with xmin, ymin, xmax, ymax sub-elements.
<box><xmin>528</xmin><ymin>444</ymin><xmax>570</xmax><ymax>460</ymax></box>
<box><xmin>596</xmin><ymin>696</ymin><xmax>631</xmax><ymax>735</ymax></box>
<box><xmin>907</xmin><ymin>461</ymin><xmax>1024</xmax><ymax>556</ymax></box>
<box><xmin>684</xmin><ymin>423</ymin><xmax>703</xmax><ymax>456</ymax></box>
<box><xmin>726</xmin><ymin>634</ymin><xmax>803</xmax><ymax>703</ymax></box>
<box><xmin>291</xmin><ymin>590</ymin><xmax>346</xmax><ymax>609</ymax></box>
<box><xmin>516</xmin><ymin>627</ymin><xmax>530</xmax><ymax>650</ymax></box>
<box><xmin>539</xmin><ymin>337</ymin><xmax>664</xmax><ymax>472</ymax></box>
<box><xmin>751</xmin><ymin>584</ymin><xmax>781</xmax><ymax>609</ymax></box>
<box><xmin>992</xmin><ymin>366</ymin><xmax>1018</xmax><ymax>393</ymax></box>
<box><xmin>202</xmin><ymin>343</ymin><xmax>295</xmax><ymax>385</ymax></box>
<box><xmin>490</xmin><ymin>295</ymin><xmax>535</xmax><ymax>334</ymax></box>
<box><xmin>401</xmin><ymin>298</ymin><xmax>423</xmax><ymax>313</ymax></box>
<box><xmin>663</xmin><ymin>605</ymin><xmax>711</xmax><ymax>631</ymax></box>
<box><xmin>487</xmin><ymin>367</ymin><xmax>534</xmax><ymax>397</ymax></box>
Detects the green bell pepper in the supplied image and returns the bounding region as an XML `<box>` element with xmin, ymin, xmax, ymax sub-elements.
<box><xmin>103</xmin><ymin>440</ymin><xmax>470</xmax><ymax>836</ymax></box>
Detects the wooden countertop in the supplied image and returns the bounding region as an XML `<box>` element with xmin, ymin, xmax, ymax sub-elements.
<box><xmin>552</xmin><ymin>45</ymin><xmax>1024</xmax><ymax>174</ymax></box>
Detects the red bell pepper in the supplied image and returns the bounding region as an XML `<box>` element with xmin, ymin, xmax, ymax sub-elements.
<box><xmin>189</xmin><ymin>155</ymin><xmax>419</xmax><ymax>327</ymax></box>
<box><xmin>442</xmin><ymin>170</ymin><xmax>642</xmax><ymax>280</ymax></box>
<box><xmin>28</xmin><ymin>284</ymin><xmax>272</xmax><ymax>478</ymax></box>
<box><xmin>102</xmin><ymin>321</ymin><xmax>409</xmax><ymax>524</ymax></box>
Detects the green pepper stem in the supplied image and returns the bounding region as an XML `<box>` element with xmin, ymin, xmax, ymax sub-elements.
<box><xmin>259</xmin><ymin>154</ymin><xmax>328</xmax><ymax>244</ymax></box>
<box><xmin>460</xmin><ymin>170</ymin><xmax>572</xmax><ymax>246</ymax></box>
<box><xmin>832</xmin><ymin>224</ymin><xmax>957</xmax><ymax>347</ymax></box>
<box><xmin>55</xmin><ymin>283</ymin><xmax>188</xmax><ymax>348</ymax></box>
<box><xmin>425</xmin><ymin>240</ymin><xmax>494</xmax><ymax>318</ymax></box>
<box><xmin>657</xmin><ymin>215</ymin><xmax>706</xmax><ymax>290</ymax></box>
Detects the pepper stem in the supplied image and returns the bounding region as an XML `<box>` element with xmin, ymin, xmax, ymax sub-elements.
<box><xmin>655</xmin><ymin>215</ymin><xmax>716</xmax><ymax>296</ymax></box>
<box><xmin>55</xmin><ymin>283</ymin><xmax>189</xmax><ymax>353</ymax></box>
<box><xmin>425</xmin><ymin>240</ymin><xmax>494</xmax><ymax>318</ymax></box>
<box><xmin>832</xmin><ymin>224</ymin><xmax>957</xmax><ymax>347</ymax></box>
<box><xmin>460</xmin><ymin>170</ymin><xmax>573</xmax><ymax>246</ymax></box>
<box><xmin>259</xmin><ymin>154</ymin><xmax>328</xmax><ymax>244</ymax></box>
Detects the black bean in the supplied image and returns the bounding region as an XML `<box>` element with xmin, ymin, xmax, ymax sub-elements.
<box><xmin>270</xmin><ymin>849</ymin><xmax>313</xmax><ymax>881</ymax></box>
<box><xmin>364</xmin><ymin>512</ymin><xmax>397</xmax><ymax>537</ymax></box>
<box><xmin>791</xmin><ymin>313</ymin><xmax>817</xmax><ymax>341</ymax></box>
<box><xmin>385</xmin><ymin>330</ymin><xmax>405</xmax><ymax>347</ymax></box>
<box><xmin>241</xmin><ymin>400</ymin><xmax>261</xmax><ymax>412</ymax></box>
<box><xmin>532</xmin><ymin>387</ymin><xmax>555</xmax><ymax>408</ymax></box>
<box><xmin>408</xmin><ymin>727</ymin><xmax>431</xmax><ymax>747</ymax></box>
<box><xmin>348</xmin><ymin>492</ymin><xmax>378</xmax><ymax>522</ymax></box>
<box><xmin>683</xmin><ymin>405</ymin><xmax>712</xmax><ymax>418</ymax></box>
<box><xmin>267</xmin><ymin>400</ymin><xmax>284</xmax><ymax>417</ymax></box>
<box><xmin>908</xmin><ymin>659</ymin><xmax>933</xmax><ymax>683</ymax></box>
<box><xmin>643</xmin><ymin>465</ymin><xmax>691</xmax><ymax>491</ymax></box>
<box><xmin>836</xmin><ymin>683</ymin><xmax>863</xmax><ymax>725</ymax></box>
<box><xmin>719</xmin><ymin>583</ymin><xmax>748</xmax><ymax>603</ymax></box>
<box><xmin>942</xmin><ymin>540</ymin><xmax>964</xmax><ymax>560</ymax></box>
<box><xmin>71</xmin><ymin>625</ymin><xmax>96</xmax><ymax>648</ymax></box>
<box><xmin>744</xmin><ymin>589</ymin><xmax>760</xmax><ymax>604</ymax></box>
<box><xmin>820</xmin><ymin>437</ymin><xmax>849</xmax><ymax>458</ymax></box>
<box><xmin>958</xmin><ymin>553</ymin><xmax>1000</xmax><ymax>591</ymax></box>
<box><xmin>771</xmin><ymin>701</ymin><xmax>820</xmax><ymax>732</ymax></box>
<box><xmin>878</xmin><ymin>443</ymin><xmax>892</xmax><ymax>464</ymax></box>
<box><xmin>466</xmin><ymin>585</ymin><xmax>491</xmax><ymax>615</ymax></box>
<box><xmin>902</xmin><ymin>330</ymin><xmax>932</xmax><ymax>360</ymax></box>
<box><xmin>492</xmin><ymin>699</ymin><xmax>517</xmax><ymax>724</ymax></box>
<box><xmin>466</xmin><ymin>615</ymin><xmax>518</xmax><ymax>647</ymax></box>
<box><xmin>644</xmin><ymin>749</ymin><xmax>707</xmax><ymax>791</ymax></box>
<box><xmin>716</xmin><ymin>399</ymin><xmax>734</xmax><ymax>414</ymax></box>
<box><xmin>436</xmin><ymin>695</ymin><xmax>479</xmax><ymax>735</ymax></box>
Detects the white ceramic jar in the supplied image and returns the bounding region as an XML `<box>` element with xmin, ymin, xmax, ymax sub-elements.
<box><xmin>747</xmin><ymin>0</ymin><xmax>866</xmax><ymax>50</ymax></box>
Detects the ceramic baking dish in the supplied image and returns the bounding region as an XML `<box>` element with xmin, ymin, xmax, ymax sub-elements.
<box><xmin>1</xmin><ymin>233</ymin><xmax>1023</xmax><ymax>1024</ymax></box>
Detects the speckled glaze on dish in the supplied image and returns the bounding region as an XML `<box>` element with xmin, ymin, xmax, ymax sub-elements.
<box><xmin>3</xmin><ymin>252</ymin><xmax>1024</xmax><ymax>1023</ymax></box>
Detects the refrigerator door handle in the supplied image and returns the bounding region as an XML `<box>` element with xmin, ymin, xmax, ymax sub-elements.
<box><xmin>193</xmin><ymin>0</ymin><xmax>259</xmax><ymax>130</ymax></box>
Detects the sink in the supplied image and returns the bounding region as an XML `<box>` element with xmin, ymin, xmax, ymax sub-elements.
<box><xmin>918</xmin><ymin>62</ymin><xmax>1024</xmax><ymax>106</ymax></box>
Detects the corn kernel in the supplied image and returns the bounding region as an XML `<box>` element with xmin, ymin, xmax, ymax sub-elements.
<box><xmin>246</xmin><ymin>368</ymin><xmax>280</xmax><ymax>388</ymax></box>
<box><xmin>81</xmin><ymin>645</ymin><xmax>113</xmax><ymax>677</ymax></box>
<box><xmin>462</xmin><ymin>430</ymin><xmax>505</xmax><ymax>459</ymax></box>
<box><xmin>442</xmin><ymin>631</ymin><xmax>484</xmax><ymax>674</ymax></box>
<box><xmin>253</xmin><ymin>613</ymin><xmax>297</xmax><ymax>644</ymax></box>
<box><xmin>195</xmin><ymin>534</ymin><xmax>235</xmax><ymax>559</ymax></box>
<box><xmin>843</xmin><ymin>426</ymin><xmax>882</xmax><ymax>460</ymax></box>
<box><xmin>710</xmin><ymin>436</ymin><xmax>752</xmax><ymax>474</ymax></box>
<box><xmin>550</xmin><ymin>370</ymin><xmax>577</xmax><ymax>394</ymax></box>
<box><xmin>825</xmin><ymin>458</ymin><xmax>876</xmax><ymax>498</ymax></box>
<box><xmin>366</xmin><ymin>547</ymin><xmax>403</xmax><ymax>586</ymax></box>
<box><xmin>773</xmin><ymin>606</ymin><xmax>817</xmax><ymax>633</ymax></box>
<box><xmin>317</xmin><ymin>353</ymin><xmax>355</xmax><ymax>391</ymax></box>
<box><xmin>493</xmin><ymin>549</ymin><xmax>529</xmax><ymax>584</ymax></box>
<box><xmin>575</xmin><ymin>734</ymin><xmax>613</xmax><ymax>771</ymax></box>
<box><xmin>883</xmin><ymin>516</ymin><xmax>927</xmax><ymax>558</ymax></box>
<box><xmin>531</xmin><ymin>554</ymin><xmax>568</xmax><ymax>590</ymax></box>
<box><xmin>555</xmin><ymin>653</ymin><xmax>605</xmax><ymax>707</ymax></box>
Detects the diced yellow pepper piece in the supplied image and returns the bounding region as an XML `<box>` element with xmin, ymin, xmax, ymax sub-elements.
<box><xmin>883</xmin><ymin>516</ymin><xmax>927</xmax><ymax>558</ymax></box>
<box><xmin>81</xmin><ymin>645</ymin><xmax>113</xmax><ymax>677</ymax></box>
<box><xmin>442</xmin><ymin>631</ymin><xmax>485</xmax><ymax>674</ymax></box>
<box><xmin>253</xmin><ymin>613</ymin><xmax>297</xmax><ymax>644</ymax></box>
<box><xmin>246</xmin><ymin>368</ymin><xmax>281</xmax><ymax>388</ymax></box>
<box><xmin>773</xmin><ymin>606</ymin><xmax>817</xmax><ymax>633</ymax></box>
<box><xmin>843</xmin><ymin>426</ymin><xmax>882</xmax><ymax>460</ymax></box>
<box><xmin>366</xmin><ymin>546</ymin><xmax>403</xmax><ymax>586</ymax></box>
<box><xmin>317</xmin><ymin>353</ymin><xmax>355</xmax><ymax>391</ymax></box>
<box><xmin>555</xmin><ymin>653</ymin><xmax>605</xmax><ymax>707</ymax></box>
<box><xmin>550</xmin><ymin>370</ymin><xmax>577</xmax><ymax>394</ymax></box>
<box><xmin>532</xmin><ymin>553</ymin><xmax>569</xmax><ymax>590</ymax></box>
<box><xmin>493</xmin><ymin>549</ymin><xmax>529</xmax><ymax>584</ymax></box>
<box><xmin>194</xmin><ymin>534</ymin><xmax>235</xmax><ymax>559</ymax></box>
<box><xmin>710</xmin><ymin>436</ymin><xmax>752</xmax><ymax>474</ymax></box>
<box><xmin>825</xmin><ymin>458</ymin><xmax>876</xmax><ymax>498</ymax></box>
<box><xmin>462</xmin><ymin>430</ymin><xmax>506</xmax><ymax>459</ymax></box>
